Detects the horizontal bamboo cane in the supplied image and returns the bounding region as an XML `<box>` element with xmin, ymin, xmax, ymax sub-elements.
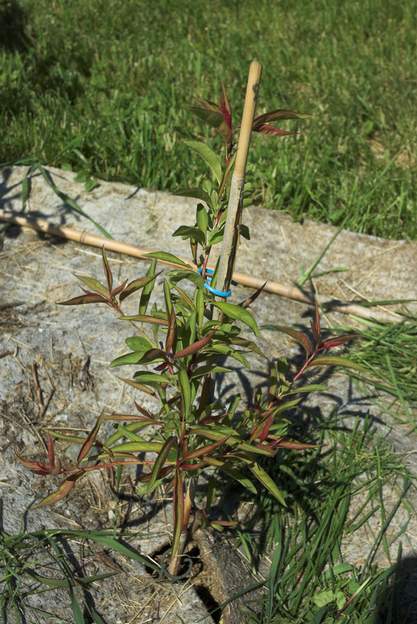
<box><xmin>0</xmin><ymin>210</ymin><xmax>401</xmax><ymax>323</ymax></box>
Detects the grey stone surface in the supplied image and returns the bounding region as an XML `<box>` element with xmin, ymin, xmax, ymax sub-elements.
<box><xmin>1</xmin><ymin>165</ymin><xmax>417</xmax><ymax>622</ymax></box>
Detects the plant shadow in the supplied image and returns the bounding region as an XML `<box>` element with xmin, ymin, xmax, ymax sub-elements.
<box><xmin>373</xmin><ymin>555</ymin><xmax>417</xmax><ymax>623</ymax></box>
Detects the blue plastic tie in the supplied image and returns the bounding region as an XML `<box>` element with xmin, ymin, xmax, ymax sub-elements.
<box><xmin>198</xmin><ymin>268</ymin><xmax>232</xmax><ymax>298</ymax></box>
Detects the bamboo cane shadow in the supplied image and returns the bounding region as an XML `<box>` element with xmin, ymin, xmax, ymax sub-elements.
<box><xmin>1</xmin><ymin>166</ymin><xmax>96</xmax><ymax>241</ymax></box>
<box><xmin>373</xmin><ymin>555</ymin><xmax>417</xmax><ymax>623</ymax></box>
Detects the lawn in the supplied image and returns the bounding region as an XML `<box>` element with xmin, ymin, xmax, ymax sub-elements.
<box><xmin>1</xmin><ymin>0</ymin><xmax>417</xmax><ymax>238</ymax></box>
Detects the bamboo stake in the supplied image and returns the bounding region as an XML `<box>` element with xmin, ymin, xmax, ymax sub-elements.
<box><xmin>214</xmin><ymin>60</ymin><xmax>262</xmax><ymax>295</ymax></box>
<box><xmin>0</xmin><ymin>210</ymin><xmax>401</xmax><ymax>323</ymax></box>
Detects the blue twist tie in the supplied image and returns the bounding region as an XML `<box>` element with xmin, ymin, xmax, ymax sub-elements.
<box><xmin>198</xmin><ymin>268</ymin><xmax>232</xmax><ymax>298</ymax></box>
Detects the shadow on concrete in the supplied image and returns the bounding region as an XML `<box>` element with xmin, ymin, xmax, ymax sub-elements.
<box><xmin>374</xmin><ymin>556</ymin><xmax>417</xmax><ymax>623</ymax></box>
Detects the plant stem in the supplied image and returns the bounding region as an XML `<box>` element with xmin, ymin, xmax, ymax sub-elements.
<box><xmin>168</xmin><ymin>468</ymin><xmax>185</xmax><ymax>577</ymax></box>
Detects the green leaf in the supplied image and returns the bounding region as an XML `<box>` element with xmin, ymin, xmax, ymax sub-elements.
<box><xmin>175</xmin><ymin>187</ymin><xmax>212</xmax><ymax>208</ymax></box>
<box><xmin>80</xmin><ymin>532</ymin><xmax>160</xmax><ymax>573</ymax></box>
<box><xmin>145</xmin><ymin>251</ymin><xmax>189</xmax><ymax>267</ymax></box>
<box><xmin>249</xmin><ymin>463</ymin><xmax>286</xmax><ymax>506</ymax></box>
<box><xmin>167</xmin><ymin>270</ymin><xmax>203</xmax><ymax>286</ymax></box>
<box><xmin>126</xmin><ymin>336</ymin><xmax>154</xmax><ymax>352</ymax></box>
<box><xmin>146</xmin><ymin>437</ymin><xmax>177</xmax><ymax>493</ymax></box>
<box><xmin>196</xmin><ymin>287</ymin><xmax>205</xmax><ymax>333</ymax></box>
<box><xmin>110</xmin><ymin>441</ymin><xmax>163</xmax><ymax>453</ymax></box>
<box><xmin>191</xmin><ymin>364</ymin><xmax>231</xmax><ymax>379</ymax></box>
<box><xmin>27</xmin><ymin>571</ymin><xmax>70</xmax><ymax>589</ymax></box>
<box><xmin>172</xmin><ymin>225</ymin><xmax>206</xmax><ymax>245</ymax></box>
<box><xmin>287</xmin><ymin>384</ymin><xmax>327</xmax><ymax>395</ymax></box>
<box><xmin>213</xmin><ymin>302</ymin><xmax>259</xmax><ymax>335</ymax></box>
<box><xmin>313</xmin><ymin>590</ymin><xmax>338</xmax><ymax>608</ymax></box>
<box><xmin>70</xmin><ymin>590</ymin><xmax>86</xmax><ymax>624</ymax></box>
<box><xmin>238</xmin><ymin>224</ymin><xmax>251</xmax><ymax>240</ymax></box>
<box><xmin>139</xmin><ymin>259</ymin><xmax>157</xmax><ymax>314</ymax></box>
<box><xmin>133</xmin><ymin>371</ymin><xmax>171</xmax><ymax>385</ymax></box>
<box><xmin>306</xmin><ymin>356</ymin><xmax>367</xmax><ymax>373</ymax></box>
<box><xmin>220</xmin><ymin>466</ymin><xmax>257</xmax><ymax>495</ymax></box>
<box><xmin>197</xmin><ymin>203</ymin><xmax>209</xmax><ymax>234</ymax></box>
<box><xmin>179</xmin><ymin>368</ymin><xmax>192</xmax><ymax>420</ymax></box>
<box><xmin>111</xmin><ymin>351</ymin><xmax>145</xmax><ymax>367</ymax></box>
<box><xmin>183</xmin><ymin>140</ymin><xmax>223</xmax><ymax>185</ymax></box>
<box><xmin>208</xmin><ymin>228</ymin><xmax>224</xmax><ymax>246</ymax></box>
<box><xmin>75</xmin><ymin>274</ymin><xmax>108</xmax><ymax>297</ymax></box>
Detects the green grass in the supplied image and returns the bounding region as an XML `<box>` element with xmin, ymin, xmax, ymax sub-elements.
<box><xmin>1</xmin><ymin>0</ymin><xmax>417</xmax><ymax>238</ymax></box>
<box><xmin>243</xmin><ymin>418</ymin><xmax>415</xmax><ymax>623</ymax></box>
<box><xmin>349</xmin><ymin>320</ymin><xmax>417</xmax><ymax>420</ymax></box>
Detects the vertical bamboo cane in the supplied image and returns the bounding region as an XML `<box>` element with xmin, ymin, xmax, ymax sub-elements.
<box><xmin>214</xmin><ymin>60</ymin><xmax>262</xmax><ymax>303</ymax></box>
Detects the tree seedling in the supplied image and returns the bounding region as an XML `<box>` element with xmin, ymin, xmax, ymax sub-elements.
<box><xmin>19</xmin><ymin>62</ymin><xmax>356</xmax><ymax>578</ymax></box>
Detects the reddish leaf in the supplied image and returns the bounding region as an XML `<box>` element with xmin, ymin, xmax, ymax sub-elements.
<box><xmin>239</xmin><ymin>281</ymin><xmax>267</xmax><ymax>309</ymax></box>
<box><xmin>305</xmin><ymin>355</ymin><xmax>366</xmax><ymax>373</ymax></box>
<box><xmin>165</xmin><ymin>307</ymin><xmax>177</xmax><ymax>354</ymax></box>
<box><xmin>16</xmin><ymin>455</ymin><xmax>51</xmax><ymax>475</ymax></box>
<box><xmin>270</xmin><ymin>438</ymin><xmax>317</xmax><ymax>450</ymax></box>
<box><xmin>253</xmin><ymin>109</ymin><xmax>303</xmax><ymax>127</ymax></box>
<box><xmin>119</xmin><ymin>273</ymin><xmax>162</xmax><ymax>302</ymax></box>
<box><xmin>311</xmin><ymin>304</ymin><xmax>321</xmax><ymax>344</ymax></box>
<box><xmin>102</xmin><ymin>411</ymin><xmax>158</xmax><ymax>424</ymax></box>
<box><xmin>102</xmin><ymin>247</ymin><xmax>113</xmax><ymax>292</ymax></box>
<box><xmin>33</xmin><ymin>471</ymin><xmax>84</xmax><ymax>508</ymax></box>
<box><xmin>257</xmin><ymin>413</ymin><xmax>275</xmax><ymax>442</ymax></box>
<box><xmin>139</xmin><ymin>348</ymin><xmax>167</xmax><ymax>364</ymax></box>
<box><xmin>190</xmin><ymin>98</ymin><xmax>224</xmax><ymax>128</ymax></box>
<box><xmin>177</xmin><ymin>461</ymin><xmax>207</xmax><ymax>471</ymax></box>
<box><xmin>211</xmin><ymin>519</ymin><xmax>238</xmax><ymax>528</ymax></box>
<box><xmin>272</xmin><ymin>325</ymin><xmax>313</xmax><ymax>355</ymax></box>
<box><xmin>77</xmin><ymin>419</ymin><xmax>101</xmax><ymax>464</ymax></box>
<box><xmin>253</xmin><ymin>124</ymin><xmax>297</xmax><ymax>137</ymax></box>
<box><xmin>219</xmin><ymin>83</ymin><xmax>233</xmax><ymax>150</ymax></box>
<box><xmin>119</xmin><ymin>314</ymin><xmax>169</xmax><ymax>326</ymax></box>
<box><xmin>135</xmin><ymin>401</ymin><xmax>155</xmax><ymax>420</ymax></box>
<box><xmin>46</xmin><ymin>434</ymin><xmax>56</xmax><ymax>470</ymax></box>
<box><xmin>182</xmin><ymin>437</ymin><xmax>228</xmax><ymax>462</ymax></box>
<box><xmin>174</xmin><ymin>332</ymin><xmax>215</xmax><ymax>359</ymax></box>
<box><xmin>111</xmin><ymin>279</ymin><xmax>128</xmax><ymax>298</ymax></box>
<box><xmin>58</xmin><ymin>293</ymin><xmax>108</xmax><ymax>306</ymax></box>
<box><xmin>320</xmin><ymin>335</ymin><xmax>356</xmax><ymax>350</ymax></box>
<box><xmin>117</xmin><ymin>377</ymin><xmax>157</xmax><ymax>396</ymax></box>
<box><xmin>219</xmin><ymin>83</ymin><xmax>232</xmax><ymax>133</ymax></box>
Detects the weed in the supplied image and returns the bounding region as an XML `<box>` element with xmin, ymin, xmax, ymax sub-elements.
<box><xmin>16</xmin><ymin>74</ymin><xmax>358</xmax><ymax>583</ymax></box>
